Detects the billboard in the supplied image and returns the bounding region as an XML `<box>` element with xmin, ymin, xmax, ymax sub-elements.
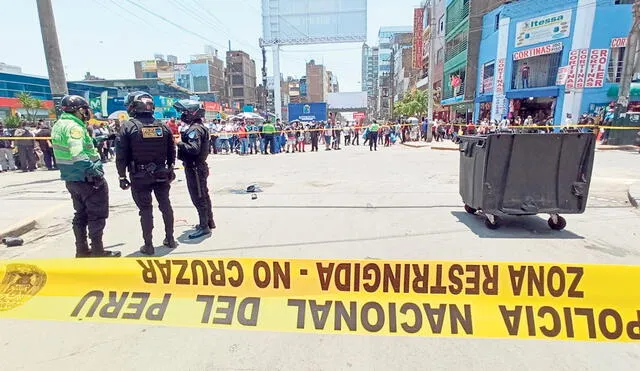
<box><xmin>515</xmin><ymin>9</ymin><xmax>571</xmax><ymax>48</ymax></box>
<box><xmin>413</xmin><ymin>8</ymin><xmax>424</xmax><ymax>69</ymax></box>
<box><xmin>140</xmin><ymin>60</ymin><xmax>157</xmax><ymax>72</ymax></box>
<box><xmin>261</xmin><ymin>0</ymin><xmax>367</xmax><ymax>46</ymax></box>
<box><xmin>288</xmin><ymin>103</ymin><xmax>327</xmax><ymax>122</ymax></box>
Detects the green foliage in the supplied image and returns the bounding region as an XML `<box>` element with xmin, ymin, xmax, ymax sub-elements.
<box><xmin>393</xmin><ymin>90</ymin><xmax>428</xmax><ymax>118</ymax></box>
<box><xmin>3</xmin><ymin>114</ymin><xmax>20</xmax><ymax>128</ymax></box>
<box><xmin>17</xmin><ymin>92</ymin><xmax>42</xmax><ymax>123</ymax></box>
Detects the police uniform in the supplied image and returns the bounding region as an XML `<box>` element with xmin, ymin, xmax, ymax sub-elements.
<box><xmin>177</xmin><ymin>119</ymin><xmax>215</xmax><ymax>237</ymax></box>
<box><xmin>52</xmin><ymin>95</ymin><xmax>120</xmax><ymax>258</ymax></box>
<box><xmin>116</xmin><ymin>115</ymin><xmax>176</xmax><ymax>253</ymax></box>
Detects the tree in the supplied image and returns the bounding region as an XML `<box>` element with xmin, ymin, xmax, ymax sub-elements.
<box><xmin>393</xmin><ymin>89</ymin><xmax>428</xmax><ymax>118</ymax></box>
<box><xmin>17</xmin><ymin>92</ymin><xmax>42</xmax><ymax>124</ymax></box>
<box><xmin>3</xmin><ymin>114</ymin><xmax>21</xmax><ymax>128</ymax></box>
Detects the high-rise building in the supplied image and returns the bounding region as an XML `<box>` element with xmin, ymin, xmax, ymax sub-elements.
<box><xmin>417</xmin><ymin>0</ymin><xmax>448</xmax><ymax>120</ymax></box>
<box><xmin>361</xmin><ymin>44</ymin><xmax>379</xmax><ymax>114</ymax></box>
<box><xmin>377</xmin><ymin>26</ymin><xmax>412</xmax><ymax>118</ymax></box>
<box><xmin>306</xmin><ymin>60</ymin><xmax>328</xmax><ymax>102</ymax></box>
<box><xmin>226</xmin><ymin>50</ymin><xmax>257</xmax><ymax>109</ymax></box>
<box><xmin>391</xmin><ymin>32</ymin><xmax>414</xmax><ymax>103</ymax></box>
<box><xmin>190</xmin><ymin>50</ymin><xmax>225</xmax><ymax>101</ymax></box>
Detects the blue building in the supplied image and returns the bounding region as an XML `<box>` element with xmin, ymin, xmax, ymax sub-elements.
<box><xmin>473</xmin><ymin>0</ymin><xmax>633</xmax><ymax>124</ymax></box>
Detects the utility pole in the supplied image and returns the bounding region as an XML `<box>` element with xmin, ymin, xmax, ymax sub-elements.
<box><xmin>426</xmin><ymin>0</ymin><xmax>435</xmax><ymax>123</ymax></box>
<box><xmin>616</xmin><ymin>0</ymin><xmax>640</xmax><ymax>117</ymax></box>
<box><xmin>36</xmin><ymin>0</ymin><xmax>68</xmax><ymax>116</ymax></box>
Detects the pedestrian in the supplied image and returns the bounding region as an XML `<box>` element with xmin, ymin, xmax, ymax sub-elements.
<box><xmin>343</xmin><ymin>123</ymin><xmax>351</xmax><ymax>146</ymax></box>
<box><xmin>310</xmin><ymin>122</ymin><xmax>320</xmax><ymax>152</ymax></box>
<box><xmin>333</xmin><ymin>121</ymin><xmax>342</xmax><ymax>150</ymax></box>
<box><xmin>116</xmin><ymin>91</ymin><xmax>177</xmax><ymax>255</ymax></box>
<box><xmin>238</xmin><ymin>121</ymin><xmax>249</xmax><ymax>155</ymax></box>
<box><xmin>262</xmin><ymin>120</ymin><xmax>276</xmax><ymax>154</ymax></box>
<box><xmin>167</xmin><ymin>117</ymin><xmax>179</xmax><ymax>136</ymax></box>
<box><xmin>352</xmin><ymin>122</ymin><xmax>361</xmax><ymax>145</ymax></box>
<box><xmin>369</xmin><ymin>120</ymin><xmax>379</xmax><ymax>151</ymax></box>
<box><xmin>217</xmin><ymin>120</ymin><xmax>230</xmax><ymax>154</ymax></box>
<box><xmin>285</xmin><ymin>123</ymin><xmax>296</xmax><ymax>153</ymax></box>
<box><xmin>247</xmin><ymin>120</ymin><xmax>259</xmax><ymax>154</ymax></box>
<box><xmin>324</xmin><ymin>122</ymin><xmax>333</xmax><ymax>151</ymax></box>
<box><xmin>296</xmin><ymin>123</ymin><xmax>306</xmax><ymax>152</ymax></box>
<box><xmin>173</xmin><ymin>99</ymin><xmax>216</xmax><ymax>239</ymax></box>
<box><xmin>0</xmin><ymin>122</ymin><xmax>17</xmax><ymax>172</ymax></box>
<box><xmin>35</xmin><ymin>121</ymin><xmax>56</xmax><ymax>170</ymax></box>
<box><xmin>15</xmin><ymin>122</ymin><xmax>37</xmax><ymax>171</ymax></box>
<box><xmin>52</xmin><ymin>95</ymin><xmax>120</xmax><ymax>257</ymax></box>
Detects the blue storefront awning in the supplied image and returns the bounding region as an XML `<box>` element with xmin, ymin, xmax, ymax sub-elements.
<box><xmin>475</xmin><ymin>95</ymin><xmax>493</xmax><ymax>103</ymax></box>
<box><xmin>505</xmin><ymin>87</ymin><xmax>560</xmax><ymax>99</ymax></box>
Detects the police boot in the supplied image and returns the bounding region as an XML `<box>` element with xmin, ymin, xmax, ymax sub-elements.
<box><xmin>140</xmin><ymin>243</ymin><xmax>155</xmax><ymax>256</ymax></box>
<box><xmin>90</xmin><ymin>239</ymin><xmax>121</xmax><ymax>258</ymax></box>
<box><xmin>188</xmin><ymin>226</ymin><xmax>211</xmax><ymax>239</ymax></box>
<box><xmin>163</xmin><ymin>237</ymin><xmax>178</xmax><ymax>249</ymax></box>
<box><xmin>73</xmin><ymin>225</ymin><xmax>91</xmax><ymax>258</ymax></box>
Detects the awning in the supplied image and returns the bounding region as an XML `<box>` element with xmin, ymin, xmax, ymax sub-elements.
<box><xmin>607</xmin><ymin>83</ymin><xmax>640</xmax><ymax>98</ymax></box>
<box><xmin>475</xmin><ymin>95</ymin><xmax>493</xmax><ymax>103</ymax></box>
<box><xmin>505</xmin><ymin>87</ymin><xmax>560</xmax><ymax>99</ymax></box>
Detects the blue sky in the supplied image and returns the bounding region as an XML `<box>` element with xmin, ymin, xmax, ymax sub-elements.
<box><xmin>0</xmin><ymin>0</ymin><xmax>418</xmax><ymax>92</ymax></box>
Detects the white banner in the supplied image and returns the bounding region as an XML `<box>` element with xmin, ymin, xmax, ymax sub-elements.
<box><xmin>565</xmin><ymin>50</ymin><xmax>579</xmax><ymax>90</ymax></box>
<box><xmin>495</xmin><ymin>59</ymin><xmax>505</xmax><ymax>94</ymax></box>
<box><xmin>575</xmin><ymin>49</ymin><xmax>589</xmax><ymax>89</ymax></box>
<box><xmin>556</xmin><ymin>66</ymin><xmax>569</xmax><ymax>85</ymax></box>
<box><xmin>585</xmin><ymin>49</ymin><xmax>609</xmax><ymax>88</ymax></box>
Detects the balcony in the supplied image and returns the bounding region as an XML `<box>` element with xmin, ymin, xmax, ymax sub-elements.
<box><xmin>445</xmin><ymin>0</ymin><xmax>469</xmax><ymax>36</ymax></box>
<box><xmin>445</xmin><ymin>37</ymin><xmax>468</xmax><ymax>63</ymax></box>
<box><xmin>416</xmin><ymin>75</ymin><xmax>429</xmax><ymax>89</ymax></box>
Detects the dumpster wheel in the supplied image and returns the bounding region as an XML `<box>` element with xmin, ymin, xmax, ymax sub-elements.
<box><xmin>548</xmin><ymin>214</ymin><xmax>567</xmax><ymax>231</ymax></box>
<box><xmin>484</xmin><ymin>214</ymin><xmax>500</xmax><ymax>229</ymax></box>
<box><xmin>464</xmin><ymin>204</ymin><xmax>477</xmax><ymax>214</ymax></box>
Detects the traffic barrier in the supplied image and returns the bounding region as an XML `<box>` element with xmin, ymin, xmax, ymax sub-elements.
<box><xmin>1</xmin><ymin>258</ymin><xmax>639</xmax><ymax>341</ymax></box>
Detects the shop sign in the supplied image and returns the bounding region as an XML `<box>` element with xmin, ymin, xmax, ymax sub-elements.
<box><xmin>413</xmin><ymin>8</ymin><xmax>424</xmax><ymax>69</ymax></box>
<box><xmin>575</xmin><ymin>49</ymin><xmax>589</xmax><ymax>89</ymax></box>
<box><xmin>515</xmin><ymin>9</ymin><xmax>572</xmax><ymax>48</ymax></box>
<box><xmin>611</xmin><ymin>37</ymin><xmax>628</xmax><ymax>48</ymax></box>
<box><xmin>353</xmin><ymin>112</ymin><xmax>366</xmax><ymax>120</ymax></box>
<box><xmin>140</xmin><ymin>60</ymin><xmax>157</xmax><ymax>72</ymax></box>
<box><xmin>513</xmin><ymin>42</ymin><xmax>563</xmax><ymax>61</ymax></box>
<box><xmin>585</xmin><ymin>49</ymin><xmax>609</xmax><ymax>88</ymax></box>
<box><xmin>441</xmin><ymin>95</ymin><xmax>463</xmax><ymax>105</ymax></box>
<box><xmin>203</xmin><ymin>102</ymin><xmax>221</xmax><ymax>112</ymax></box>
<box><xmin>556</xmin><ymin>66</ymin><xmax>569</xmax><ymax>85</ymax></box>
<box><xmin>483</xmin><ymin>78</ymin><xmax>494</xmax><ymax>93</ymax></box>
<box><xmin>495</xmin><ymin>59</ymin><xmax>505</xmax><ymax>94</ymax></box>
<box><xmin>565</xmin><ymin>49</ymin><xmax>580</xmax><ymax>90</ymax></box>
<box><xmin>492</xmin><ymin>94</ymin><xmax>507</xmax><ymax>120</ymax></box>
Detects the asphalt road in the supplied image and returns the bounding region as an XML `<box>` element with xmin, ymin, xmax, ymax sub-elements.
<box><xmin>1</xmin><ymin>143</ymin><xmax>640</xmax><ymax>370</ymax></box>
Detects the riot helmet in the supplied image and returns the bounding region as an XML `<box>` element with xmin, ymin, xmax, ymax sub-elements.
<box><xmin>60</xmin><ymin>95</ymin><xmax>91</xmax><ymax>122</ymax></box>
<box><xmin>125</xmin><ymin>91</ymin><xmax>155</xmax><ymax>116</ymax></box>
<box><xmin>173</xmin><ymin>99</ymin><xmax>205</xmax><ymax>123</ymax></box>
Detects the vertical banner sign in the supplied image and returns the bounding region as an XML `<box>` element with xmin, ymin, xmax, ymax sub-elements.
<box><xmin>565</xmin><ymin>50</ymin><xmax>580</xmax><ymax>90</ymax></box>
<box><xmin>556</xmin><ymin>66</ymin><xmax>569</xmax><ymax>85</ymax></box>
<box><xmin>495</xmin><ymin>59</ymin><xmax>505</xmax><ymax>94</ymax></box>
<box><xmin>575</xmin><ymin>49</ymin><xmax>589</xmax><ymax>89</ymax></box>
<box><xmin>479</xmin><ymin>66</ymin><xmax>485</xmax><ymax>94</ymax></box>
<box><xmin>413</xmin><ymin>8</ymin><xmax>425</xmax><ymax>69</ymax></box>
<box><xmin>585</xmin><ymin>49</ymin><xmax>609</xmax><ymax>88</ymax></box>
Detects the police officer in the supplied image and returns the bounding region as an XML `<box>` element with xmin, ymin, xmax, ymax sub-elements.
<box><xmin>52</xmin><ymin>95</ymin><xmax>120</xmax><ymax>258</ymax></box>
<box><xmin>116</xmin><ymin>91</ymin><xmax>177</xmax><ymax>255</ymax></box>
<box><xmin>173</xmin><ymin>99</ymin><xmax>216</xmax><ymax>239</ymax></box>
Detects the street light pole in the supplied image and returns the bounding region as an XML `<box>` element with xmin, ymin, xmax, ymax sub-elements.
<box><xmin>616</xmin><ymin>0</ymin><xmax>640</xmax><ymax>116</ymax></box>
<box><xmin>36</xmin><ymin>0</ymin><xmax>68</xmax><ymax>116</ymax></box>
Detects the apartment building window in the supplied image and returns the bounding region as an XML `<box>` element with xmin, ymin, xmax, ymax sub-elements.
<box><xmin>494</xmin><ymin>13</ymin><xmax>500</xmax><ymax>31</ymax></box>
<box><xmin>614</xmin><ymin>0</ymin><xmax>633</xmax><ymax>4</ymax></box>
<box><xmin>231</xmin><ymin>75</ymin><xmax>244</xmax><ymax>85</ymax></box>
<box><xmin>608</xmin><ymin>47</ymin><xmax>625</xmax><ymax>83</ymax></box>
<box><xmin>480</xmin><ymin>62</ymin><xmax>495</xmax><ymax>93</ymax></box>
<box><xmin>511</xmin><ymin>52</ymin><xmax>562</xmax><ymax>89</ymax></box>
<box><xmin>232</xmin><ymin>88</ymin><xmax>244</xmax><ymax>97</ymax></box>
<box><xmin>439</xmin><ymin>15</ymin><xmax>444</xmax><ymax>34</ymax></box>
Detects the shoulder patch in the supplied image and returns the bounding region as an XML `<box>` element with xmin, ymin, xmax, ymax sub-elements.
<box><xmin>69</xmin><ymin>127</ymin><xmax>84</xmax><ymax>139</ymax></box>
<box><xmin>188</xmin><ymin>131</ymin><xmax>196</xmax><ymax>139</ymax></box>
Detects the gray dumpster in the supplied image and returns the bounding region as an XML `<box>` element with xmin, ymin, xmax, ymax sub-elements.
<box><xmin>456</xmin><ymin>133</ymin><xmax>596</xmax><ymax>230</ymax></box>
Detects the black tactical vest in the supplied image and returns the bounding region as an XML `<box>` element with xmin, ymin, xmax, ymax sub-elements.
<box><xmin>128</xmin><ymin>119</ymin><xmax>168</xmax><ymax>167</ymax></box>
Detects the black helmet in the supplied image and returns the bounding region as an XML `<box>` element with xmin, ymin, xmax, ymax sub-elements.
<box><xmin>173</xmin><ymin>99</ymin><xmax>205</xmax><ymax>123</ymax></box>
<box><xmin>60</xmin><ymin>95</ymin><xmax>91</xmax><ymax>122</ymax></box>
<box><xmin>125</xmin><ymin>91</ymin><xmax>155</xmax><ymax>116</ymax></box>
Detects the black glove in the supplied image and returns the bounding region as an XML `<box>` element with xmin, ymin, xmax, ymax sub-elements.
<box><xmin>119</xmin><ymin>177</ymin><xmax>131</xmax><ymax>190</ymax></box>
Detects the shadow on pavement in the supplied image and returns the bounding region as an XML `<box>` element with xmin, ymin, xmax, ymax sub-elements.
<box><xmin>176</xmin><ymin>229</ymin><xmax>212</xmax><ymax>245</ymax></box>
<box><xmin>170</xmin><ymin>229</ymin><xmax>463</xmax><ymax>255</ymax></box>
<box><xmin>3</xmin><ymin>178</ymin><xmax>61</xmax><ymax>188</ymax></box>
<box><xmin>451</xmin><ymin>211</ymin><xmax>584</xmax><ymax>239</ymax></box>
<box><xmin>126</xmin><ymin>245</ymin><xmax>173</xmax><ymax>257</ymax></box>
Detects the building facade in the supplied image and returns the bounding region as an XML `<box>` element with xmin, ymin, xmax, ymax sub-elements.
<box><xmin>378</xmin><ymin>26</ymin><xmax>413</xmax><ymax>118</ymax></box>
<box><xmin>417</xmin><ymin>0</ymin><xmax>448</xmax><ymax>119</ymax></box>
<box><xmin>328</xmin><ymin>71</ymin><xmax>340</xmax><ymax>93</ymax></box>
<box><xmin>226</xmin><ymin>50</ymin><xmax>257</xmax><ymax>109</ymax></box>
<box><xmin>442</xmin><ymin>0</ymin><xmax>504</xmax><ymax>122</ymax></box>
<box><xmin>306</xmin><ymin>60</ymin><xmax>328</xmax><ymax>102</ymax></box>
<box><xmin>361</xmin><ymin>44</ymin><xmax>379</xmax><ymax>115</ymax></box>
<box><xmin>392</xmin><ymin>32</ymin><xmax>414</xmax><ymax>103</ymax></box>
<box><xmin>473</xmin><ymin>0</ymin><xmax>634</xmax><ymax>125</ymax></box>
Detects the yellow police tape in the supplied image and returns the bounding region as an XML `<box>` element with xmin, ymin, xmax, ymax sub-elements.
<box><xmin>1</xmin><ymin>258</ymin><xmax>639</xmax><ymax>342</ymax></box>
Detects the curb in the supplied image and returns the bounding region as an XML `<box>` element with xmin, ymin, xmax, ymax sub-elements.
<box><xmin>401</xmin><ymin>142</ymin><xmax>430</xmax><ymax>149</ymax></box>
<box><xmin>0</xmin><ymin>203</ymin><xmax>65</xmax><ymax>241</ymax></box>
<box><xmin>627</xmin><ymin>182</ymin><xmax>640</xmax><ymax>208</ymax></box>
<box><xmin>596</xmin><ymin>145</ymin><xmax>638</xmax><ymax>152</ymax></box>
<box><xmin>0</xmin><ymin>219</ymin><xmax>37</xmax><ymax>241</ymax></box>
<box><xmin>430</xmin><ymin>146</ymin><xmax>459</xmax><ymax>151</ymax></box>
